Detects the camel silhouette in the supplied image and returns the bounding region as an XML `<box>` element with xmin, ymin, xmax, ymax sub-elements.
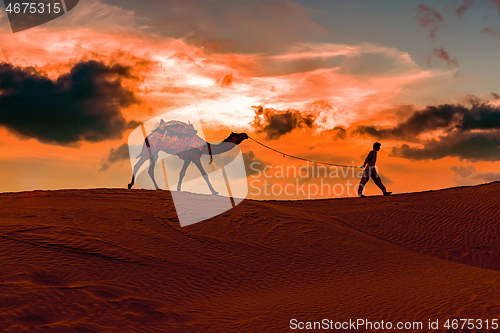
<box><xmin>128</xmin><ymin>131</ymin><xmax>248</xmax><ymax>194</ymax></box>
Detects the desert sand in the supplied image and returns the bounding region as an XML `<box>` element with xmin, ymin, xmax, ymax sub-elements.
<box><xmin>1</xmin><ymin>182</ymin><xmax>500</xmax><ymax>332</ymax></box>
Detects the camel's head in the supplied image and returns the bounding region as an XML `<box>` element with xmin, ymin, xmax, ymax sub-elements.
<box><xmin>223</xmin><ymin>132</ymin><xmax>249</xmax><ymax>145</ymax></box>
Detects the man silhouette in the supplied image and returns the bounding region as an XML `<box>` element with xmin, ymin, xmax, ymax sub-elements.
<box><xmin>358</xmin><ymin>142</ymin><xmax>392</xmax><ymax>197</ymax></box>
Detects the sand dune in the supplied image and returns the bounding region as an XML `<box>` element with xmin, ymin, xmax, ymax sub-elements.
<box><xmin>1</xmin><ymin>183</ymin><xmax>500</xmax><ymax>332</ymax></box>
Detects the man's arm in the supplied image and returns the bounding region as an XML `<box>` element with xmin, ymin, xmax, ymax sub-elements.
<box><xmin>362</xmin><ymin>151</ymin><xmax>374</xmax><ymax>167</ymax></box>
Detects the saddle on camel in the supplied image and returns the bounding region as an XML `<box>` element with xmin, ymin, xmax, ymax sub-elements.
<box><xmin>147</xmin><ymin>120</ymin><xmax>206</xmax><ymax>160</ymax></box>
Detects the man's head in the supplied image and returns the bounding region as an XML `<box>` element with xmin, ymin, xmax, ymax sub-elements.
<box><xmin>373</xmin><ymin>142</ymin><xmax>381</xmax><ymax>151</ymax></box>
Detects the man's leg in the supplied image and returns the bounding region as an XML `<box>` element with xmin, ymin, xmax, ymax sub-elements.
<box><xmin>358</xmin><ymin>169</ymin><xmax>370</xmax><ymax>195</ymax></box>
<box><xmin>371</xmin><ymin>171</ymin><xmax>387</xmax><ymax>194</ymax></box>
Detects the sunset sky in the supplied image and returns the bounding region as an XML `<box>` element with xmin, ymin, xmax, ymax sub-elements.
<box><xmin>1</xmin><ymin>0</ymin><xmax>500</xmax><ymax>199</ymax></box>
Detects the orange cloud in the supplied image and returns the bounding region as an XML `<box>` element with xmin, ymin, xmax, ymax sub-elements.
<box><xmin>0</xmin><ymin>3</ymin><xmax>493</xmax><ymax>197</ymax></box>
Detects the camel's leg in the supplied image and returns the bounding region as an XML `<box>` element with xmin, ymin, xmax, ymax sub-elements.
<box><xmin>192</xmin><ymin>159</ymin><xmax>218</xmax><ymax>195</ymax></box>
<box><xmin>148</xmin><ymin>152</ymin><xmax>161</xmax><ymax>190</ymax></box>
<box><xmin>177</xmin><ymin>158</ymin><xmax>191</xmax><ymax>192</ymax></box>
<box><xmin>128</xmin><ymin>152</ymin><xmax>149</xmax><ymax>189</ymax></box>
<box><xmin>128</xmin><ymin>175</ymin><xmax>135</xmax><ymax>190</ymax></box>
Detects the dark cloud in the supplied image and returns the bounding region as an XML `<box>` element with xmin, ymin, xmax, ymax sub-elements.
<box><xmin>481</xmin><ymin>27</ymin><xmax>500</xmax><ymax>37</ymax></box>
<box><xmin>99</xmin><ymin>164</ymin><xmax>110</xmax><ymax>172</ymax></box>
<box><xmin>0</xmin><ymin>60</ymin><xmax>139</xmax><ymax>145</ymax></box>
<box><xmin>250</xmin><ymin>105</ymin><xmax>315</xmax><ymax>140</ymax></box>
<box><xmin>356</xmin><ymin>103</ymin><xmax>500</xmax><ymax>140</ymax></box>
<box><xmin>242</xmin><ymin>151</ymin><xmax>269</xmax><ymax>176</ymax></box>
<box><xmin>355</xmin><ymin>104</ymin><xmax>466</xmax><ymax>141</ymax></box>
<box><xmin>357</xmin><ymin>102</ymin><xmax>500</xmax><ymax>162</ymax></box>
<box><xmin>99</xmin><ymin>143</ymin><xmax>130</xmax><ymax>172</ymax></box>
<box><xmin>451</xmin><ymin>165</ymin><xmax>500</xmax><ymax>185</ymax></box>
<box><xmin>451</xmin><ymin>165</ymin><xmax>476</xmax><ymax>178</ymax></box>
<box><xmin>427</xmin><ymin>48</ymin><xmax>459</xmax><ymax>72</ymax></box>
<box><xmin>491</xmin><ymin>92</ymin><xmax>500</xmax><ymax>100</ymax></box>
<box><xmin>490</xmin><ymin>0</ymin><xmax>500</xmax><ymax>14</ymax></box>
<box><xmin>391</xmin><ymin>132</ymin><xmax>500</xmax><ymax>161</ymax></box>
<box><xmin>459</xmin><ymin>108</ymin><xmax>500</xmax><ymax>130</ymax></box>
<box><xmin>456</xmin><ymin>0</ymin><xmax>474</xmax><ymax>17</ymax></box>
<box><xmin>218</xmin><ymin>74</ymin><xmax>233</xmax><ymax>87</ymax></box>
<box><xmin>473</xmin><ymin>172</ymin><xmax>500</xmax><ymax>182</ymax></box>
<box><xmin>412</xmin><ymin>4</ymin><xmax>444</xmax><ymax>39</ymax></box>
<box><xmin>108</xmin><ymin>143</ymin><xmax>130</xmax><ymax>163</ymax></box>
<box><xmin>460</xmin><ymin>93</ymin><xmax>483</xmax><ymax>106</ymax></box>
<box><xmin>329</xmin><ymin>126</ymin><xmax>347</xmax><ymax>140</ymax></box>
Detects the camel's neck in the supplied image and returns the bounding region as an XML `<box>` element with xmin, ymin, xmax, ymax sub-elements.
<box><xmin>203</xmin><ymin>141</ymin><xmax>237</xmax><ymax>155</ymax></box>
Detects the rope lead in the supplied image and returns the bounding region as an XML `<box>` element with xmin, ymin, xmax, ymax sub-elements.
<box><xmin>248</xmin><ymin>136</ymin><xmax>358</xmax><ymax>169</ymax></box>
